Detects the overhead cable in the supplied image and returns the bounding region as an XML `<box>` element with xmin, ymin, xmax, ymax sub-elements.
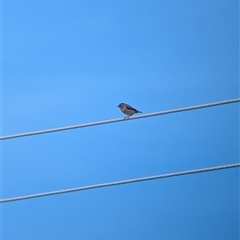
<box><xmin>1</xmin><ymin>163</ymin><xmax>239</xmax><ymax>203</ymax></box>
<box><xmin>1</xmin><ymin>98</ymin><xmax>239</xmax><ymax>140</ymax></box>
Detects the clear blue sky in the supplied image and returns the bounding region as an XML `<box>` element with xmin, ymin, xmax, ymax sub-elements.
<box><xmin>1</xmin><ymin>1</ymin><xmax>239</xmax><ymax>239</ymax></box>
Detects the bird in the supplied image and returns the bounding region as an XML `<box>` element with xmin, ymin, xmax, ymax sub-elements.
<box><xmin>117</xmin><ymin>103</ymin><xmax>142</xmax><ymax>119</ymax></box>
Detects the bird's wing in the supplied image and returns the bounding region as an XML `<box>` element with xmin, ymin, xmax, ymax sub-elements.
<box><xmin>125</xmin><ymin>104</ymin><xmax>138</xmax><ymax>111</ymax></box>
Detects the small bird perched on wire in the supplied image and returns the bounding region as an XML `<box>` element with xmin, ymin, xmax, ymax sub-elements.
<box><xmin>117</xmin><ymin>103</ymin><xmax>142</xmax><ymax>119</ymax></box>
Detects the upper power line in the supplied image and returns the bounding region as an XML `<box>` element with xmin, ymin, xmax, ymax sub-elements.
<box><xmin>0</xmin><ymin>98</ymin><xmax>239</xmax><ymax>140</ymax></box>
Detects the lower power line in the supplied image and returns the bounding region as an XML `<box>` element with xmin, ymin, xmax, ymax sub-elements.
<box><xmin>1</xmin><ymin>163</ymin><xmax>239</xmax><ymax>203</ymax></box>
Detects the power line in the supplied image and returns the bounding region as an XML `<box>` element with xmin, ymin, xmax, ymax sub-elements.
<box><xmin>1</xmin><ymin>98</ymin><xmax>239</xmax><ymax>141</ymax></box>
<box><xmin>1</xmin><ymin>163</ymin><xmax>239</xmax><ymax>203</ymax></box>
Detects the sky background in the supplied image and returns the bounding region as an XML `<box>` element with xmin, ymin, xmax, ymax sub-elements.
<box><xmin>0</xmin><ymin>0</ymin><xmax>239</xmax><ymax>239</ymax></box>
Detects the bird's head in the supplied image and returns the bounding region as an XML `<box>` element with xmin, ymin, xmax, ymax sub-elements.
<box><xmin>117</xmin><ymin>103</ymin><xmax>125</xmax><ymax>108</ymax></box>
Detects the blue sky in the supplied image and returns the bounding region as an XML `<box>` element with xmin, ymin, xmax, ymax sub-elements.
<box><xmin>1</xmin><ymin>0</ymin><xmax>239</xmax><ymax>239</ymax></box>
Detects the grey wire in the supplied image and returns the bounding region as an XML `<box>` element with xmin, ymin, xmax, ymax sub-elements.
<box><xmin>1</xmin><ymin>163</ymin><xmax>239</xmax><ymax>203</ymax></box>
<box><xmin>1</xmin><ymin>98</ymin><xmax>239</xmax><ymax>140</ymax></box>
